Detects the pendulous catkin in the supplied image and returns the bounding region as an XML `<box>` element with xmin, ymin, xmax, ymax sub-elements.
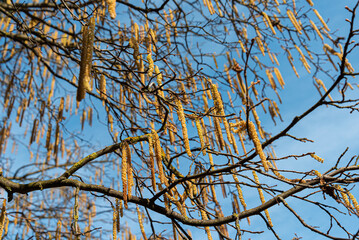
<box><xmin>252</xmin><ymin>171</ymin><xmax>273</xmax><ymax>227</ymax></box>
<box><xmin>247</xmin><ymin>121</ymin><xmax>269</xmax><ymax>171</ymax></box>
<box><xmin>148</xmin><ymin>133</ymin><xmax>157</xmax><ymax>191</ymax></box>
<box><xmin>121</xmin><ymin>142</ymin><xmax>128</xmax><ymax>209</ymax></box>
<box><xmin>77</xmin><ymin>17</ymin><xmax>95</xmax><ymax>102</ymax></box>
<box><xmin>99</xmin><ymin>74</ymin><xmax>107</xmax><ymax>101</ymax></box>
<box><xmin>152</xmin><ymin>128</ymin><xmax>165</xmax><ymax>185</ymax></box>
<box><xmin>211</xmin><ymin>83</ymin><xmax>232</xmax><ymax>144</ymax></box>
<box><xmin>106</xmin><ymin>0</ymin><xmax>116</xmax><ymax>19</ymax></box>
<box><xmin>136</xmin><ymin>205</ymin><xmax>148</xmax><ymax>240</ymax></box>
<box><xmin>175</xmin><ymin>98</ymin><xmax>192</xmax><ymax>157</ymax></box>
<box><xmin>195</xmin><ymin>117</ymin><xmax>206</xmax><ymax>155</ymax></box>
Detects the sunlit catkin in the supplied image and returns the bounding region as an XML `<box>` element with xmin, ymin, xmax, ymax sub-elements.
<box><xmin>112</xmin><ymin>207</ymin><xmax>117</xmax><ymax>240</ymax></box>
<box><xmin>115</xmin><ymin>198</ymin><xmax>120</xmax><ymax>229</ymax></box>
<box><xmin>348</xmin><ymin>192</ymin><xmax>359</xmax><ymax>214</ymax></box>
<box><xmin>77</xmin><ymin>17</ymin><xmax>95</xmax><ymax>102</ymax></box>
<box><xmin>126</xmin><ymin>143</ymin><xmax>133</xmax><ymax>200</ymax></box>
<box><xmin>265</xmin><ymin>69</ymin><xmax>276</xmax><ymax>90</ymax></box>
<box><xmin>213</xmin><ymin>116</ymin><xmax>225</xmax><ymax>150</ymax></box>
<box><xmin>148</xmin><ymin>134</ymin><xmax>157</xmax><ymax>191</ymax></box>
<box><xmin>200</xmin><ymin>209</ymin><xmax>213</xmax><ymax>240</ymax></box>
<box><xmin>252</xmin><ymin>108</ymin><xmax>265</xmax><ymax>139</ymax></box>
<box><xmin>195</xmin><ymin>117</ymin><xmax>206</xmax><ymax>155</ymax></box>
<box><xmin>263</xmin><ymin>12</ymin><xmax>276</xmax><ymax>35</ymax></box>
<box><xmin>232</xmin><ymin>174</ymin><xmax>247</xmax><ymax>210</ymax></box>
<box><xmin>252</xmin><ymin>171</ymin><xmax>273</xmax><ymax>227</ymax></box>
<box><xmin>56</xmin><ymin>220</ymin><xmax>62</xmax><ymax>240</ymax></box>
<box><xmin>73</xmin><ymin>188</ymin><xmax>80</xmax><ymax>236</ymax></box>
<box><xmin>335</xmin><ymin>185</ymin><xmax>351</xmax><ymax>208</ymax></box>
<box><xmin>147</xmin><ymin>53</ymin><xmax>154</xmax><ymax>77</ymax></box>
<box><xmin>255</xmin><ymin>36</ymin><xmax>265</xmax><ymax>56</ymax></box>
<box><xmin>248</xmin><ymin>121</ymin><xmax>268</xmax><ymax>171</ymax></box>
<box><xmin>273</xmin><ymin>68</ymin><xmax>285</xmax><ymax>89</ymax></box>
<box><xmin>99</xmin><ymin>74</ymin><xmax>107</xmax><ymax>101</ymax></box>
<box><xmin>309</xmin><ymin>20</ymin><xmax>324</xmax><ymax>40</ymax></box>
<box><xmin>175</xmin><ymin>98</ymin><xmax>192</xmax><ymax>157</ymax></box>
<box><xmin>152</xmin><ymin>128</ymin><xmax>165</xmax><ymax>185</ymax></box>
<box><xmin>315</xmin><ymin>78</ymin><xmax>333</xmax><ymax>101</ymax></box>
<box><xmin>313</xmin><ymin>9</ymin><xmax>330</xmax><ymax>32</ymax></box>
<box><xmin>106</xmin><ymin>0</ymin><xmax>116</xmax><ymax>19</ymax></box>
<box><xmin>136</xmin><ymin>205</ymin><xmax>148</xmax><ymax>240</ymax></box>
<box><xmin>211</xmin><ymin>83</ymin><xmax>232</xmax><ymax>144</ymax></box>
<box><xmin>310</xmin><ymin>153</ymin><xmax>324</xmax><ymax>163</ymax></box>
<box><xmin>121</xmin><ymin>142</ymin><xmax>128</xmax><ymax>209</ymax></box>
<box><xmin>286</xmin><ymin>9</ymin><xmax>302</xmax><ymax>34</ymax></box>
<box><xmin>155</xmin><ymin>66</ymin><xmax>164</xmax><ymax>98</ymax></box>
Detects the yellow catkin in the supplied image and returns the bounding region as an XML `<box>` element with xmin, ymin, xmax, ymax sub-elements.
<box><xmin>113</xmin><ymin>206</ymin><xmax>117</xmax><ymax>240</ymax></box>
<box><xmin>77</xmin><ymin>17</ymin><xmax>95</xmax><ymax>102</ymax></box>
<box><xmin>126</xmin><ymin>144</ymin><xmax>133</xmax><ymax>200</ymax></box>
<box><xmin>335</xmin><ymin>185</ymin><xmax>351</xmax><ymax>208</ymax></box>
<box><xmin>213</xmin><ymin>116</ymin><xmax>225</xmax><ymax>150</ymax></box>
<box><xmin>211</xmin><ymin>84</ymin><xmax>232</xmax><ymax>144</ymax></box>
<box><xmin>155</xmin><ymin>66</ymin><xmax>164</xmax><ymax>99</ymax></box>
<box><xmin>347</xmin><ymin>192</ymin><xmax>359</xmax><ymax>213</ymax></box>
<box><xmin>107</xmin><ymin>0</ymin><xmax>116</xmax><ymax>19</ymax></box>
<box><xmin>0</xmin><ymin>199</ymin><xmax>6</xmax><ymax>239</ymax></box>
<box><xmin>252</xmin><ymin>108</ymin><xmax>265</xmax><ymax>139</ymax></box>
<box><xmin>309</xmin><ymin>20</ymin><xmax>324</xmax><ymax>40</ymax></box>
<box><xmin>148</xmin><ymin>134</ymin><xmax>157</xmax><ymax>191</ymax></box>
<box><xmin>310</xmin><ymin>153</ymin><xmax>324</xmax><ymax>163</ymax></box>
<box><xmin>265</xmin><ymin>69</ymin><xmax>276</xmax><ymax>90</ymax></box>
<box><xmin>99</xmin><ymin>74</ymin><xmax>107</xmax><ymax>101</ymax></box>
<box><xmin>284</xmin><ymin>48</ymin><xmax>300</xmax><ymax>78</ymax></box>
<box><xmin>252</xmin><ymin>171</ymin><xmax>273</xmax><ymax>227</ymax></box>
<box><xmin>200</xmin><ymin>209</ymin><xmax>213</xmax><ymax>240</ymax></box>
<box><xmin>118</xmin><ymin>199</ymin><xmax>123</xmax><ymax>218</ymax></box>
<box><xmin>247</xmin><ymin>121</ymin><xmax>269</xmax><ymax>172</ymax></box>
<box><xmin>294</xmin><ymin>45</ymin><xmax>310</xmax><ymax>73</ymax></box>
<box><xmin>165</xmin><ymin>25</ymin><xmax>171</xmax><ymax>46</ymax></box>
<box><xmin>232</xmin><ymin>174</ymin><xmax>247</xmax><ymax>211</ymax></box>
<box><xmin>263</xmin><ymin>12</ymin><xmax>276</xmax><ymax>35</ymax></box>
<box><xmin>115</xmin><ymin>199</ymin><xmax>120</xmax><ymax>230</ymax></box>
<box><xmin>212</xmin><ymin>53</ymin><xmax>218</xmax><ymax>69</ymax></box>
<box><xmin>315</xmin><ymin>78</ymin><xmax>333</xmax><ymax>101</ymax></box>
<box><xmin>108</xmin><ymin>114</ymin><xmax>113</xmax><ymax>132</ymax></box>
<box><xmin>255</xmin><ymin>37</ymin><xmax>265</xmax><ymax>56</ymax></box>
<box><xmin>121</xmin><ymin>143</ymin><xmax>128</xmax><ymax>209</ymax></box>
<box><xmin>152</xmin><ymin>128</ymin><xmax>165</xmax><ymax>185</ymax></box>
<box><xmin>175</xmin><ymin>98</ymin><xmax>192</xmax><ymax>157</ymax></box>
<box><xmin>147</xmin><ymin>53</ymin><xmax>154</xmax><ymax>77</ymax></box>
<box><xmin>305</xmin><ymin>0</ymin><xmax>314</xmax><ymax>6</ymax></box>
<box><xmin>286</xmin><ymin>9</ymin><xmax>302</xmax><ymax>34</ymax></box>
<box><xmin>313</xmin><ymin>170</ymin><xmax>322</xmax><ymax>177</ymax></box>
<box><xmin>195</xmin><ymin>117</ymin><xmax>206</xmax><ymax>155</ymax></box>
<box><xmin>313</xmin><ymin>9</ymin><xmax>330</xmax><ymax>32</ymax></box>
<box><xmin>272</xmin><ymin>52</ymin><xmax>280</xmax><ymax>65</ymax></box>
<box><xmin>230</xmin><ymin>131</ymin><xmax>239</xmax><ymax>154</ymax></box>
<box><xmin>136</xmin><ymin>205</ymin><xmax>148</xmax><ymax>240</ymax></box>
<box><xmin>323</xmin><ymin>44</ymin><xmax>337</xmax><ymax>55</ymax></box>
<box><xmin>56</xmin><ymin>220</ymin><xmax>62</xmax><ymax>240</ymax></box>
<box><xmin>273</xmin><ymin>68</ymin><xmax>285</xmax><ymax>89</ymax></box>
<box><xmin>272</xmin><ymin>101</ymin><xmax>281</xmax><ymax>118</ymax></box>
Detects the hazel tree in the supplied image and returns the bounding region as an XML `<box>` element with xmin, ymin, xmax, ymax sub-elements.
<box><xmin>0</xmin><ymin>0</ymin><xmax>359</xmax><ymax>239</ymax></box>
